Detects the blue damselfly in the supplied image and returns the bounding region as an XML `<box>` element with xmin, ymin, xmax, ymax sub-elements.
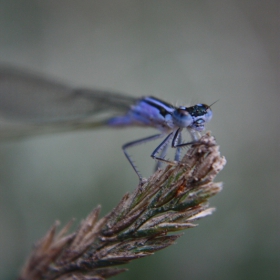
<box><xmin>0</xmin><ymin>66</ymin><xmax>213</xmax><ymax>181</ymax></box>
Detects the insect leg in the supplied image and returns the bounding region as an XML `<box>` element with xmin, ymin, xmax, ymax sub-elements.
<box><xmin>174</xmin><ymin>129</ymin><xmax>183</xmax><ymax>162</ymax></box>
<box><xmin>151</xmin><ymin>132</ymin><xmax>180</xmax><ymax>166</ymax></box>
<box><xmin>154</xmin><ymin>137</ymin><xmax>170</xmax><ymax>171</ymax></box>
<box><xmin>172</xmin><ymin>128</ymin><xmax>197</xmax><ymax>148</ymax></box>
<box><xmin>155</xmin><ymin>129</ymin><xmax>183</xmax><ymax>170</ymax></box>
<box><xmin>122</xmin><ymin>133</ymin><xmax>164</xmax><ymax>181</ymax></box>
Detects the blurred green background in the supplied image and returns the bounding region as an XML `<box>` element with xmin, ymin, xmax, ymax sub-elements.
<box><xmin>0</xmin><ymin>1</ymin><xmax>279</xmax><ymax>279</ymax></box>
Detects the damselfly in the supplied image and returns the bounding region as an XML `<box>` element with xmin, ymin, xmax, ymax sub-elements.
<box><xmin>0</xmin><ymin>66</ymin><xmax>213</xmax><ymax>181</ymax></box>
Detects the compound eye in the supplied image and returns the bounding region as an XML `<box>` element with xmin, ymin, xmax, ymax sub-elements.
<box><xmin>190</xmin><ymin>104</ymin><xmax>213</xmax><ymax>131</ymax></box>
<box><xmin>194</xmin><ymin>104</ymin><xmax>212</xmax><ymax>123</ymax></box>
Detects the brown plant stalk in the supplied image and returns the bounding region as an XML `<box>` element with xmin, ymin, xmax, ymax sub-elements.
<box><xmin>18</xmin><ymin>132</ymin><xmax>226</xmax><ymax>280</ymax></box>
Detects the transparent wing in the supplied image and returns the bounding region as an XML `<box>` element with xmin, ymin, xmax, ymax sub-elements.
<box><xmin>0</xmin><ymin>66</ymin><xmax>137</xmax><ymax>139</ymax></box>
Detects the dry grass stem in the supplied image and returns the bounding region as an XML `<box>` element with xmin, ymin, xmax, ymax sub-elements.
<box><xmin>18</xmin><ymin>132</ymin><xmax>226</xmax><ymax>280</ymax></box>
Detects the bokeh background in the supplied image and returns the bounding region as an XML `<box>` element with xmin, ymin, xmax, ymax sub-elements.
<box><xmin>0</xmin><ymin>1</ymin><xmax>279</xmax><ymax>279</ymax></box>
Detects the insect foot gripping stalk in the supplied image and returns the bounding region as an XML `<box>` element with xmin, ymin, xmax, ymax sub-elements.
<box><xmin>18</xmin><ymin>132</ymin><xmax>226</xmax><ymax>280</ymax></box>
